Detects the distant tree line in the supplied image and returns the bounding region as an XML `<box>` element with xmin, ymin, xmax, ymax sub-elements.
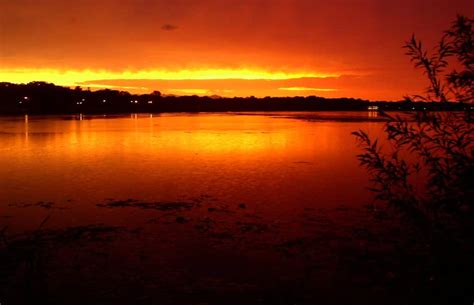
<box><xmin>0</xmin><ymin>81</ymin><xmax>469</xmax><ymax>115</ymax></box>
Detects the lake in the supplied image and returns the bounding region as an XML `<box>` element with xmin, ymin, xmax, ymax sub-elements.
<box><xmin>0</xmin><ymin>112</ymin><xmax>384</xmax><ymax>232</ymax></box>
<box><xmin>1</xmin><ymin>112</ymin><xmax>429</xmax><ymax>305</ymax></box>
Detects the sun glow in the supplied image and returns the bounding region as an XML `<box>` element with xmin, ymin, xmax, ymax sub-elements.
<box><xmin>279</xmin><ymin>87</ymin><xmax>338</xmax><ymax>92</ymax></box>
<box><xmin>166</xmin><ymin>89</ymin><xmax>211</xmax><ymax>95</ymax></box>
<box><xmin>0</xmin><ymin>68</ymin><xmax>338</xmax><ymax>87</ymax></box>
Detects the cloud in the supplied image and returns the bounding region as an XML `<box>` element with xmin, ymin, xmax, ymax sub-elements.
<box><xmin>161</xmin><ymin>24</ymin><xmax>178</xmax><ymax>31</ymax></box>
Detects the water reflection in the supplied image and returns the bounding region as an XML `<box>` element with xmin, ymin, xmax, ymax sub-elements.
<box><xmin>24</xmin><ymin>114</ymin><xmax>29</xmax><ymax>143</ymax></box>
<box><xmin>368</xmin><ymin>110</ymin><xmax>379</xmax><ymax>118</ymax></box>
<box><xmin>0</xmin><ymin>112</ymin><xmax>382</xmax><ymax>229</ymax></box>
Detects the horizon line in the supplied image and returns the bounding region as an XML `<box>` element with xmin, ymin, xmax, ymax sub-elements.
<box><xmin>1</xmin><ymin>81</ymin><xmax>403</xmax><ymax>102</ymax></box>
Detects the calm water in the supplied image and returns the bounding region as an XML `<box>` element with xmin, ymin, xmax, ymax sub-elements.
<box><xmin>0</xmin><ymin>112</ymin><xmax>384</xmax><ymax>232</ymax></box>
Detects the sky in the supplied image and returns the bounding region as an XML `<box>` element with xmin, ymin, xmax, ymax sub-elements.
<box><xmin>0</xmin><ymin>0</ymin><xmax>473</xmax><ymax>100</ymax></box>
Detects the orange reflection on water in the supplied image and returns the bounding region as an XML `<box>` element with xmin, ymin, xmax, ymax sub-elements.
<box><xmin>0</xmin><ymin>112</ymin><xmax>381</xmax><ymax>231</ymax></box>
<box><xmin>368</xmin><ymin>111</ymin><xmax>379</xmax><ymax>118</ymax></box>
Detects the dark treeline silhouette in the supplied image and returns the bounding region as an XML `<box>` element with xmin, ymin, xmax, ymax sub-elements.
<box><xmin>0</xmin><ymin>81</ymin><xmax>469</xmax><ymax>115</ymax></box>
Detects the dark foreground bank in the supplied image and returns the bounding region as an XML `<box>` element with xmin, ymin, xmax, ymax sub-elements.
<box><xmin>1</xmin><ymin>198</ymin><xmax>473</xmax><ymax>305</ymax></box>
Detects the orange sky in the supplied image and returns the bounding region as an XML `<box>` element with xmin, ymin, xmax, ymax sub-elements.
<box><xmin>0</xmin><ymin>0</ymin><xmax>473</xmax><ymax>100</ymax></box>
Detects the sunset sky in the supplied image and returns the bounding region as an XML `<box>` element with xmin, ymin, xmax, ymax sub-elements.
<box><xmin>1</xmin><ymin>0</ymin><xmax>473</xmax><ymax>100</ymax></box>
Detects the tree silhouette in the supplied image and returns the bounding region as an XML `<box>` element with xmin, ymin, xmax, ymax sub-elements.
<box><xmin>354</xmin><ymin>15</ymin><xmax>473</xmax><ymax>239</ymax></box>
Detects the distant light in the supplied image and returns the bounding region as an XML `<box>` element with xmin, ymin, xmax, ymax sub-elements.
<box><xmin>23</xmin><ymin>96</ymin><xmax>29</xmax><ymax>100</ymax></box>
<box><xmin>19</xmin><ymin>101</ymin><xmax>22</xmax><ymax>104</ymax></box>
<box><xmin>135</xmin><ymin>100</ymin><xmax>138</xmax><ymax>104</ymax></box>
<box><xmin>103</xmin><ymin>100</ymin><xmax>107</xmax><ymax>103</ymax></box>
<box><xmin>148</xmin><ymin>101</ymin><xmax>153</xmax><ymax>104</ymax></box>
<box><xmin>82</xmin><ymin>98</ymin><xmax>85</xmax><ymax>101</ymax></box>
<box><xmin>368</xmin><ymin>105</ymin><xmax>379</xmax><ymax>110</ymax></box>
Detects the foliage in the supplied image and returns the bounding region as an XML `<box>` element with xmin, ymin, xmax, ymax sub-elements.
<box><xmin>353</xmin><ymin>15</ymin><xmax>474</xmax><ymax>238</ymax></box>
<box><xmin>404</xmin><ymin>15</ymin><xmax>473</xmax><ymax>103</ymax></box>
